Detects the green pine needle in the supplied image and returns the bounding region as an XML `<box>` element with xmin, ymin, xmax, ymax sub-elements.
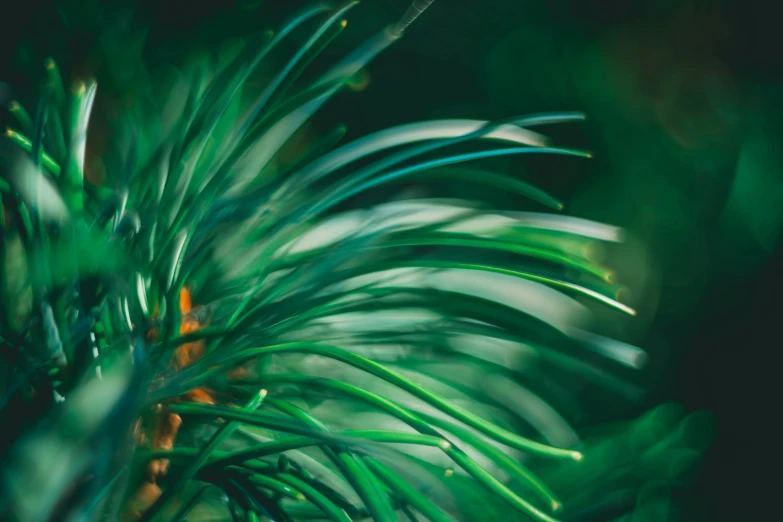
<box><xmin>0</xmin><ymin>2</ymin><xmax>709</xmax><ymax>522</ymax></box>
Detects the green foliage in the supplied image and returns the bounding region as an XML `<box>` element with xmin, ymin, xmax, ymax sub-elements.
<box><xmin>0</xmin><ymin>2</ymin><xmax>710</xmax><ymax>521</ymax></box>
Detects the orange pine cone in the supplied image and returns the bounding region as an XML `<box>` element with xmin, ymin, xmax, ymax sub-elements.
<box><xmin>126</xmin><ymin>288</ymin><xmax>215</xmax><ymax>519</ymax></box>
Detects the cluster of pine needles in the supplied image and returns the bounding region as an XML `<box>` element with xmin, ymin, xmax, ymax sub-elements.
<box><xmin>0</xmin><ymin>2</ymin><xmax>708</xmax><ymax>521</ymax></box>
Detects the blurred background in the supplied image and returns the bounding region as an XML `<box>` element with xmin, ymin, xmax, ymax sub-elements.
<box><xmin>1</xmin><ymin>1</ymin><xmax>780</xmax><ymax>520</ymax></box>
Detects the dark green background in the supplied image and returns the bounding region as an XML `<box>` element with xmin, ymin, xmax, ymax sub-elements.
<box><xmin>2</xmin><ymin>1</ymin><xmax>780</xmax><ymax>520</ymax></box>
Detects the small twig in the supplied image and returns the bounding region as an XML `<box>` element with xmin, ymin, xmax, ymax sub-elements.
<box><xmin>392</xmin><ymin>0</ymin><xmax>436</xmax><ymax>36</ymax></box>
